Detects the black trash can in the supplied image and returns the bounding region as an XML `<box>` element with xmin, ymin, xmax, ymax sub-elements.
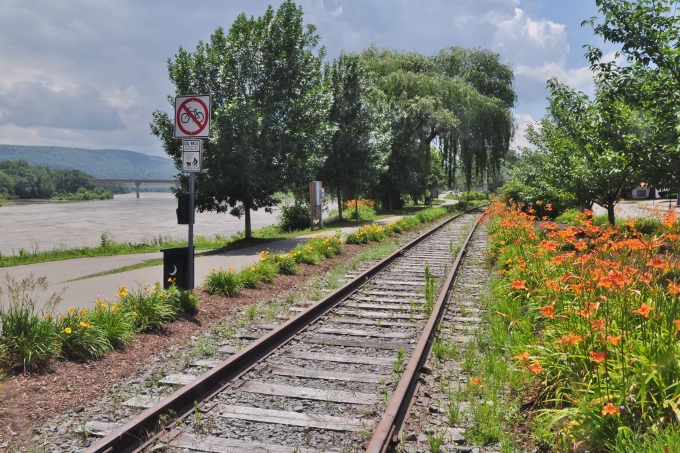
<box><xmin>162</xmin><ymin>247</ymin><xmax>189</xmax><ymax>290</ymax></box>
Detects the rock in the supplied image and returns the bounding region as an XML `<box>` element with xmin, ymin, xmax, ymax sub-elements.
<box><xmin>405</xmin><ymin>431</ymin><xmax>418</xmax><ymax>441</ymax></box>
<box><xmin>293</xmin><ymin>405</ymin><xmax>304</xmax><ymax>413</ymax></box>
<box><xmin>444</xmin><ymin>427</ymin><xmax>466</xmax><ymax>444</ymax></box>
<box><xmin>417</xmin><ymin>434</ymin><xmax>428</xmax><ymax>443</ymax></box>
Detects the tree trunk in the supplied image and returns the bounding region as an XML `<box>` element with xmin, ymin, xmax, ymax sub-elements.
<box><xmin>244</xmin><ymin>206</ymin><xmax>252</xmax><ymax>239</ymax></box>
<box><xmin>607</xmin><ymin>203</ymin><xmax>616</xmax><ymax>226</ymax></box>
<box><xmin>337</xmin><ymin>187</ymin><xmax>343</xmax><ymax>221</ymax></box>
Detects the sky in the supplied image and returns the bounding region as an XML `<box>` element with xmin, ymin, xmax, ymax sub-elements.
<box><xmin>0</xmin><ymin>0</ymin><xmax>618</xmax><ymax>157</ymax></box>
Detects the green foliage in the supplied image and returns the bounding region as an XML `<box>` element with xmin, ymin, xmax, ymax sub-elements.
<box><xmin>117</xmin><ymin>283</ymin><xmax>178</xmax><ymax>331</ymax></box>
<box><xmin>238</xmin><ymin>266</ymin><xmax>261</xmax><ymax>289</ymax></box>
<box><xmin>0</xmin><ymin>275</ymin><xmax>62</xmax><ymax>371</ymax></box>
<box><xmin>52</xmin><ymin>187</ymin><xmax>113</xmax><ymax>201</ymax></box>
<box><xmin>57</xmin><ymin>308</ymin><xmax>112</xmax><ymax>360</ymax></box>
<box><xmin>272</xmin><ymin>252</ymin><xmax>297</xmax><ymax>275</ymax></box>
<box><xmin>277</xmin><ymin>203</ymin><xmax>310</xmax><ymax>232</ymax></box>
<box><xmin>152</xmin><ymin>1</ymin><xmax>327</xmax><ymax>239</ymax></box>
<box><xmin>87</xmin><ymin>300</ymin><xmax>135</xmax><ymax>348</ymax></box>
<box><xmin>423</xmin><ymin>264</ymin><xmax>436</xmax><ymax>315</ymax></box>
<box><xmin>320</xmin><ymin>53</ymin><xmax>388</xmax><ymax>221</ymax></box>
<box><xmin>254</xmin><ymin>261</ymin><xmax>278</xmax><ymax>284</ymax></box>
<box><xmin>203</xmin><ymin>267</ymin><xmax>242</xmax><ymax>297</ymax></box>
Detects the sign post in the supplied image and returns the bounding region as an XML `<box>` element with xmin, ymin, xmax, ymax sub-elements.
<box><xmin>175</xmin><ymin>95</ymin><xmax>210</xmax><ymax>291</ymax></box>
<box><xmin>181</xmin><ymin>139</ymin><xmax>202</xmax><ymax>290</ymax></box>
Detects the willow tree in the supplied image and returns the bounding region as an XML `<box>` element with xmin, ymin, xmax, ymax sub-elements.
<box><xmin>360</xmin><ymin>46</ymin><xmax>515</xmax><ymax>208</ymax></box>
<box><xmin>434</xmin><ymin>47</ymin><xmax>515</xmax><ymax>191</ymax></box>
<box><xmin>150</xmin><ymin>1</ymin><xmax>327</xmax><ymax>238</ymax></box>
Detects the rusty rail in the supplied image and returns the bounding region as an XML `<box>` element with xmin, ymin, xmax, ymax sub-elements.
<box><xmin>364</xmin><ymin>209</ymin><xmax>482</xmax><ymax>453</ymax></box>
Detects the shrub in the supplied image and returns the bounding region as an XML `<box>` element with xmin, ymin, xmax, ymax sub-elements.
<box><xmin>415</xmin><ymin>207</ymin><xmax>447</xmax><ymax>223</ymax></box>
<box><xmin>291</xmin><ymin>244</ymin><xmax>323</xmax><ymax>265</ymax></box>
<box><xmin>277</xmin><ymin>203</ymin><xmax>310</xmax><ymax>232</ymax></box>
<box><xmin>57</xmin><ymin>307</ymin><xmax>112</xmax><ymax>360</ymax></box>
<box><xmin>204</xmin><ymin>266</ymin><xmax>242</xmax><ymax>297</ymax></box>
<box><xmin>87</xmin><ymin>299</ymin><xmax>135</xmax><ymax>348</ymax></box>
<box><xmin>271</xmin><ymin>252</ymin><xmax>297</xmax><ymax>275</ymax></box>
<box><xmin>0</xmin><ymin>275</ymin><xmax>61</xmax><ymax>370</ymax></box>
<box><xmin>343</xmin><ymin>199</ymin><xmax>376</xmax><ymax>221</ymax></box>
<box><xmin>254</xmin><ymin>261</ymin><xmax>278</xmax><ymax>283</ymax></box>
<box><xmin>307</xmin><ymin>235</ymin><xmax>342</xmax><ymax>258</ymax></box>
<box><xmin>238</xmin><ymin>266</ymin><xmax>261</xmax><ymax>289</ymax></box>
<box><xmin>118</xmin><ymin>283</ymin><xmax>177</xmax><ymax>331</ymax></box>
<box><xmin>164</xmin><ymin>284</ymin><xmax>199</xmax><ymax>315</ymax></box>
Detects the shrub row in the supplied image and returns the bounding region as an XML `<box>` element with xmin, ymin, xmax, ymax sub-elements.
<box><xmin>204</xmin><ymin>235</ymin><xmax>343</xmax><ymax>297</ymax></box>
<box><xmin>345</xmin><ymin>207</ymin><xmax>448</xmax><ymax>244</ymax></box>
<box><xmin>0</xmin><ymin>277</ymin><xmax>198</xmax><ymax>371</ymax></box>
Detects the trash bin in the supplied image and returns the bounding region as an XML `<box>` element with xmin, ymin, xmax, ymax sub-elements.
<box><xmin>162</xmin><ymin>247</ymin><xmax>189</xmax><ymax>290</ymax></box>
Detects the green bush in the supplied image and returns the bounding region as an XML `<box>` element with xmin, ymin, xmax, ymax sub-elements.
<box><xmin>164</xmin><ymin>284</ymin><xmax>200</xmax><ymax>315</ymax></box>
<box><xmin>272</xmin><ymin>252</ymin><xmax>297</xmax><ymax>275</ymax></box>
<box><xmin>204</xmin><ymin>267</ymin><xmax>243</xmax><ymax>297</ymax></box>
<box><xmin>291</xmin><ymin>244</ymin><xmax>323</xmax><ymax>265</ymax></box>
<box><xmin>0</xmin><ymin>275</ymin><xmax>61</xmax><ymax>370</ymax></box>
<box><xmin>254</xmin><ymin>261</ymin><xmax>278</xmax><ymax>283</ymax></box>
<box><xmin>277</xmin><ymin>203</ymin><xmax>310</xmax><ymax>232</ymax></box>
<box><xmin>415</xmin><ymin>207</ymin><xmax>447</xmax><ymax>223</ymax></box>
<box><xmin>57</xmin><ymin>308</ymin><xmax>112</xmax><ymax>359</ymax></box>
<box><xmin>117</xmin><ymin>283</ymin><xmax>178</xmax><ymax>331</ymax></box>
<box><xmin>87</xmin><ymin>300</ymin><xmax>135</xmax><ymax>348</ymax></box>
<box><xmin>239</xmin><ymin>266</ymin><xmax>261</xmax><ymax>289</ymax></box>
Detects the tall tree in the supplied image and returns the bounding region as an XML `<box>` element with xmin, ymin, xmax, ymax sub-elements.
<box><xmin>319</xmin><ymin>52</ymin><xmax>388</xmax><ymax>220</ymax></box>
<box><xmin>360</xmin><ymin>46</ymin><xmax>515</xmax><ymax>208</ymax></box>
<box><xmin>151</xmin><ymin>1</ymin><xmax>327</xmax><ymax>238</ymax></box>
<box><xmin>541</xmin><ymin>78</ymin><xmax>647</xmax><ymax>224</ymax></box>
<box><xmin>585</xmin><ymin>0</ymin><xmax>680</xmax><ymax>193</ymax></box>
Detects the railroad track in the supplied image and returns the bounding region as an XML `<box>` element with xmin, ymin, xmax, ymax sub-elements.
<box><xmin>84</xmin><ymin>208</ymin><xmax>485</xmax><ymax>453</ymax></box>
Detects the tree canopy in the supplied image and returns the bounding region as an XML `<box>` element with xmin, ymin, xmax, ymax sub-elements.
<box><xmin>151</xmin><ymin>0</ymin><xmax>327</xmax><ymax>238</ymax></box>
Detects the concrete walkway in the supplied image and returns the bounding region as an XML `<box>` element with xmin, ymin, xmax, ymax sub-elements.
<box><xmin>1</xmin><ymin>217</ymin><xmax>405</xmax><ymax>313</ymax></box>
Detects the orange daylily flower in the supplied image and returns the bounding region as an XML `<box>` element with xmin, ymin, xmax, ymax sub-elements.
<box><xmin>538</xmin><ymin>304</ymin><xmax>556</xmax><ymax>319</ymax></box>
<box><xmin>545</xmin><ymin>280</ymin><xmax>561</xmax><ymax>291</ymax></box>
<box><xmin>555</xmin><ymin>332</ymin><xmax>582</xmax><ymax>346</ymax></box>
<box><xmin>674</xmin><ymin>320</ymin><xmax>680</xmax><ymax>330</ymax></box>
<box><xmin>590</xmin><ymin>319</ymin><xmax>605</xmax><ymax>330</ymax></box>
<box><xmin>590</xmin><ymin>351</ymin><xmax>606</xmax><ymax>363</ymax></box>
<box><xmin>602</xmin><ymin>402</ymin><xmax>620</xmax><ymax>416</ymax></box>
<box><xmin>527</xmin><ymin>361</ymin><xmax>543</xmax><ymax>374</ymax></box>
<box><xmin>668</xmin><ymin>280</ymin><xmax>680</xmax><ymax>296</ymax></box>
<box><xmin>632</xmin><ymin>303</ymin><xmax>655</xmax><ymax>318</ymax></box>
<box><xmin>647</xmin><ymin>257</ymin><xmax>668</xmax><ymax>269</ymax></box>
<box><xmin>470</xmin><ymin>376</ymin><xmax>483</xmax><ymax>386</ymax></box>
<box><xmin>513</xmin><ymin>351</ymin><xmax>530</xmax><ymax>364</ymax></box>
<box><xmin>607</xmin><ymin>335</ymin><xmax>622</xmax><ymax>346</ymax></box>
<box><xmin>510</xmin><ymin>280</ymin><xmax>528</xmax><ymax>290</ymax></box>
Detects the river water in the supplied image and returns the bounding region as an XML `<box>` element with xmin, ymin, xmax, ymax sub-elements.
<box><xmin>0</xmin><ymin>193</ymin><xmax>279</xmax><ymax>256</ymax></box>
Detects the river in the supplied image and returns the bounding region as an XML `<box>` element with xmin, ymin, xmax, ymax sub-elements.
<box><xmin>0</xmin><ymin>193</ymin><xmax>279</xmax><ymax>256</ymax></box>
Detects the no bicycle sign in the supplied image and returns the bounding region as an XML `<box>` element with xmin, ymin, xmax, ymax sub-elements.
<box><xmin>174</xmin><ymin>95</ymin><xmax>211</xmax><ymax>138</ymax></box>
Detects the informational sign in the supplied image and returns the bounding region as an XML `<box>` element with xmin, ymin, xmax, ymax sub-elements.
<box><xmin>174</xmin><ymin>95</ymin><xmax>211</xmax><ymax>138</ymax></box>
<box><xmin>182</xmin><ymin>139</ymin><xmax>202</xmax><ymax>172</ymax></box>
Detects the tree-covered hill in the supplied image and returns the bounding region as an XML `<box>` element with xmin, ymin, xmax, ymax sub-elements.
<box><xmin>0</xmin><ymin>144</ymin><xmax>177</xmax><ymax>179</ymax></box>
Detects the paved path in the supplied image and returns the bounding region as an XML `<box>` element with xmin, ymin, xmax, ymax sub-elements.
<box><xmin>0</xmin><ymin>217</ymin><xmax>405</xmax><ymax>314</ymax></box>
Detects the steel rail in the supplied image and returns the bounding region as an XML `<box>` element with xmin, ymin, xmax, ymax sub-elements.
<box><xmin>85</xmin><ymin>209</ymin><xmax>473</xmax><ymax>453</ymax></box>
<box><xmin>365</xmin><ymin>208</ymin><xmax>483</xmax><ymax>453</ymax></box>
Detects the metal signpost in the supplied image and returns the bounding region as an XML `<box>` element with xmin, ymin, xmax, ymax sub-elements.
<box><xmin>175</xmin><ymin>95</ymin><xmax>210</xmax><ymax>290</ymax></box>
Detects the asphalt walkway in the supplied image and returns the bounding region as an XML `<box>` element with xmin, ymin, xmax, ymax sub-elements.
<box><xmin>1</xmin><ymin>216</ymin><xmax>406</xmax><ymax>313</ymax></box>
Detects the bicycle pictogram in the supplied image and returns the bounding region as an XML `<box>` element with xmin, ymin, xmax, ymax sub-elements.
<box><xmin>180</xmin><ymin>109</ymin><xmax>204</xmax><ymax>124</ymax></box>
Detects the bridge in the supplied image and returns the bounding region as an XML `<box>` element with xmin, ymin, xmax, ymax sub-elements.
<box><xmin>89</xmin><ymin>179</ymin><xmax>178</xmax><ymax>198</ymax></box>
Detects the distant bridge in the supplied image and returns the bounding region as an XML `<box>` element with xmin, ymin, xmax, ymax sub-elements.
<box><xmin>89</xmin><ymin>179</ymin><xmax>178</xmax><ymax>198</ymax></box>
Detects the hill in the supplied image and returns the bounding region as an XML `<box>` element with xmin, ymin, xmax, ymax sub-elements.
<box><xmin>0</xmin><ymin>144</ymin><xmax>177</xmax><ymax>179</ymax></box>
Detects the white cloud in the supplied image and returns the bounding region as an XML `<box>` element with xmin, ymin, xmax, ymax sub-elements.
<box><xmin>494</xmin><ymin>8</ymin><xmax>569</xmax><ymax>66</ymax></box>
<box><xmin>511</xmin><ymin>112</ymin><xmax>539</xmax><ymax>150</ymax></box>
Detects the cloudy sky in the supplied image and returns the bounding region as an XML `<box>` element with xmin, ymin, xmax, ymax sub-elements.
<box><xmin>0</xmin><ymin>0</ymin><xmax>617</xmax><ymax>156</ymax></box>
